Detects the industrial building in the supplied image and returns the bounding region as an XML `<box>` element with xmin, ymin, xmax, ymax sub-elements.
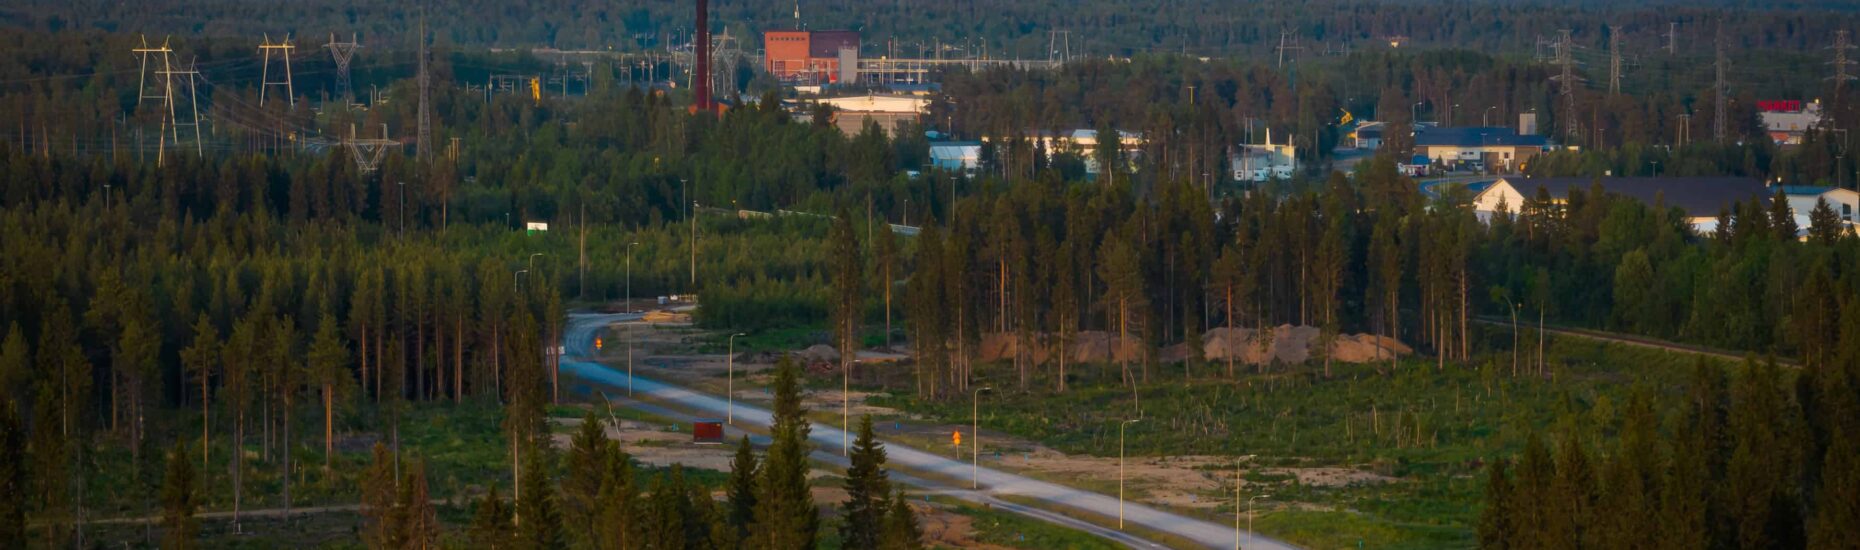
<box><xmin>815</xmin><ymin>94</ymin><xmax>928</xmax><ymax>136</ymax></box>
<box><xmin>763</xmin><ymin>30</ymin><xmax>861</xmax><ymax>84</ymax></box>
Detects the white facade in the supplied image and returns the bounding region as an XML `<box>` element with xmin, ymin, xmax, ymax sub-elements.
<box><xmin>1471</xmin><ymin>178</ymin><xmax>1719</xmax><ymax>231</ymax></box>
<box><xmin>1230</xmin><ymin>128</ymin><xmax>1298</xmax><ymax>182</ymax></box>
<box><xmin>816</xmin><ymin>94</ymin><xmax>930</xmax><ymax>114</ymax></box>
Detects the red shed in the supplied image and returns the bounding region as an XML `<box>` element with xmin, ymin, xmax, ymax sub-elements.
<box><xmin>693</xmin><ymin>419</ymin><xmax>725</xmax><ymax>444</ymax></box>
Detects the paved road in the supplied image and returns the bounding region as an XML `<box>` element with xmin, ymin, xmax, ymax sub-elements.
<box><xmin>561</xmin><ymin>313</ymin><xmax>1297</xmax><ymax>550</ymax></box>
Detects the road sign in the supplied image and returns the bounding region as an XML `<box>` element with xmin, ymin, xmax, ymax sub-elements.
<box><xmin>595</xmin><ymin>337</ymin><xmax>603</xmax><ymax>350</ymax></box>
<box><xmin>952</xmin><ymin>430</ymin><xmax>961</xmax><ymax>447</ymax></box>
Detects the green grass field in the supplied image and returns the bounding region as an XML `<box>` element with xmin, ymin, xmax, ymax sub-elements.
<box><xmin>864</xmin><ymin>329</ymin><xmax>1739</xmax><ymax>549</ymax></box>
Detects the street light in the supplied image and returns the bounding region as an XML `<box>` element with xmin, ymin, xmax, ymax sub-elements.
<box><xmin>529</xmin><ymin>252</ymin><xmax>546</xmax><ymax>272</ymax></box>
<box><xmin>514</xmin><ymin>269</ymin><xmax>528</xmax><ymax>291</ymax></box>
<box><xmin>1412</xmin><ymin>101</ymin><xmax>1425</xmax><ymax>125</ymax></box>
<box><xmin>1119</xmin><ymin>417</ymin><xmax>1143</xmax><ymax>529</ymax></box>
<box><xmin>973</xmin><ymin>387</ymin><xmax>993</xmax><ymax>489</ymax></box>
<box><xmin>728</xmin><ymin>332</ymin><xmax>745</xmax><ymax>424</ymax></box>
<box><xmin>626</xmin><ymin>242</ymin><xmax>639</xmax><ymax>313</ymax></box>
<box><xmin>1484</xmin><ymin>106</ymin><xmax>1498</xmax><ymax>127</ymax></box>
<box><xmin>1248</xmin><ymin>494</ymin><xmax>1273</xmax><ymax>541</ymax></box>
<box><xmin>1232</xmin><ymin>456</ymin><xmax>1257</xmax><ymax>550</ymax></box>
<box><xmin>626</xmin><ymin>323</ymin><xmax>635</xmax><ymax>396</ymax></box>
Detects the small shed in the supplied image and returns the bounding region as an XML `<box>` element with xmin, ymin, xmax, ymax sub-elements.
<box><xmin>692</xmin><ymin>419</ymin><xmax>725</xmax><ymax>444</ymax></box>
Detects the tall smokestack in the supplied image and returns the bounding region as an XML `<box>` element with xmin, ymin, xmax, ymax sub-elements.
<box><xmin>694</xmin><ymin>0</ymin><xmax>712</xmax><ymax>112</ymax></box>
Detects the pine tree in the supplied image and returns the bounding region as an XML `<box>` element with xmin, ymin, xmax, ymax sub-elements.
<box><xmin>401</xmin><ymin>459</ymin><xmax>440</xmax><ymax>549</ymax></box>
<box><xmin>1476</xmin><ymin>460</ymin><xmax>1513</xmax><ymax>550</ymax></box>
<box><xmin>361</xmin><ymin>442</ymin><xmax>400</xmax><ymax>548</ymax></box>
<box><xmin>1545</xmin><ymin>428</ymin><xmax>1597</xmax><ymax>549</ymax></box>
<box><xmin>516</xmin><ymin>444</ymin><xmax>564</xmax><ymax>549</ymax></box>
<box><xmin>644</xmin><ymin>464</ymin><xmax>692</xmax><ymax>550</ymax></box>
<box><xmin>1512</xmin><ymin>434</ymin><xmax>1554</xmax><ymax>546</ymax></box>
<box><xmin>563</xmin><ymin>410</ymin><xmax>613</xmax><ymax>547</ymax></box>
<box><xmin>840</xmin><ymin>415</ymin><xmax>891</xmax><ymax>549</ymax></box>
<box><xmin>878</xmin><ymin>490</ymin><xmax>924</xmax><ymax>550</ymax></box>
<box><xmin>468</xmin><ymin>485</ymin><xmax>517</xmax><ymax>548</ymax></box>
<box><xmin>1097</xmin><ymin>227</ymin><xmax>1148</xmax><ymax>388</ymax></box>
<box><xmin>160</xmin><ymin>442</ymin><xmax>200</xmax><ymax>550</ymax></box>
<box><xmin>595</xmin><ymin>446</ymin><xmax>640</xmax><ymax>550</ymax></box>
<box><xmin>309</xmin><ymin>302</ymin><xmax>351</xmax><ymax>471</ymax></box>
<box><xmin>829</xmin><ymin>208</ymin><xmax>864</xmax><ymax>387</ymax></box>
<box><xmin>725</xmin><ymin>435</ymin><xmax>759</xmax><ymax>541</ymax></box>
<box><xmin>1808</xmin><ymin>429</ymin><xmax>1860</xmax><ymax>548</ymax></box>
<box><xmin>1807</xmin><ymin>197</ymin><xmax>1845</xmax><ymax>245</ymax></box>
<box><xmin>180</xmin><ymin>314</ymin><xmax>218</xmax><ymax>471</ymax></box>
<box><xmin>0</xmin><ymin>324</ymin><xmax>27</xmax><ymax>403</ymax></box>
<box><xmin>0</xmin><ymin>401</ymin><xmax>18</xmax><ymax>543</ymax></box>
<box><xmin>750</xmin><ymin>356</ymin><xmax>819</xmax><ymax>549</ymax></box>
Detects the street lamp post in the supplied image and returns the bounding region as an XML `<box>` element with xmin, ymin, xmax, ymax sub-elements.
<box><xmin>627</xmin><ymin>323</ymin><xmax>635</xmax><ymax>396</ymax></box>
<box><xmin>1247</xmin><ymin>494</ymin><xmax>1273</xmax><ymax>542</ymax></box>
<box><xmin>972</xmin><ymin>387</ymin><xmax>993</xmax><ymax>489</ymax></box>
<box><xmin>529</xmin><ymin>252</ymin><xmax>546</xmax><ymax>273</ymax></box>
<box><xmin>625</xmin><ymin>242</ymin><xmax>639</xmax><ymax>313</ymax></box>
<box><xmin>514</xmin><ymin>269</ymin><xmax>528</xmax><ymax>291</ymax></box>
<box><xmin>1232</xmin><ymin>454</ymin><xmax>1258</xmax><ymax>550</ymax></box>
<box><xmin>1412</xmin><ymin>101</ymin><xmax>1425</xmax><ymax>125</ymax></box>
<box><xmin>728</xmin><ymin>332</ymin><xmax>745</xmax><ymax>424</ymax></box>
<box><xmin>1119</xmin><ymin>418</ymin><xmax>1143</xmax><ymax>529</ymax></box>
<box><xmin>103</xmin><ymin>184</ymin><xmax>110</xmax><ymax>211</ymax></box>
<box><xmin>1484</xmin><ymin>106</ymin><xmax>1498</xmax><ymax>127</ymax></box>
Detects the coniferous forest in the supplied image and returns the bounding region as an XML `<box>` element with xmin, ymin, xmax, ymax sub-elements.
<box><xmin>2</xmin><ymin>0</ymin><xmax>1860</xmax><ymax>548</ymax></box>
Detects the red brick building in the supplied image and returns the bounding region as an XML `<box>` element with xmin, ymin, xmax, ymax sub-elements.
<box><xmin>763</xmin><ymin>30</ymin><xmax>860</xmax><ymax>83</ymax></box>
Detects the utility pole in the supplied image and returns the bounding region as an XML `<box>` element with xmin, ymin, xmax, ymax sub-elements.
<box><xmin>258</xmin><ymin>34</ymin><xmax>296</xmax><ymax>108</ymax></box>
<box><xmin>1715</xmin><ymin>24</ymin><xmax>1729</xmax><ymax>142</ymax></box>
<box><xmin>1608</xmin><ymin>26</ymin><xmax>1624</xmax><ymax>95</ymax></box>
<box><xmin>417</xmin><ymin>10</ymin><xmax>433</xmax><ymax>161</ymax></box>
<box><xmin>1677</xmin><ymin>113</ymin><xmax>1692</xmax><ymax>148</ymax></box>
<box><xmin>326</xmin><ymin>33</ymin><xmax>361</xmax><ymax>107</ymax></box>
<box><xmin>1277</xmin><ymin>30</ymin><xmax>1303</xmax><ymax>68</ymax></box>
<box><xmin>1831</xmin><ymin>30</ymin><xmax>1857</xmax><ymax>88</ymax></box>
<box><xmin>1665</xmin><ymin>22</ymin><xmax>1678</xmax><ymax>55</ymax></box>
<box><xmin>1549</xmin><ymin>29</ymin><xmax>1584</xmax><ymax>141</ymax></box>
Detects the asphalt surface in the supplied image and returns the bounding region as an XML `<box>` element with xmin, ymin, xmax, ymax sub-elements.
<box><xmin>560</xmin><ymin>313</ymin><xmax>1298</xmax><ymax>550</ymax></box>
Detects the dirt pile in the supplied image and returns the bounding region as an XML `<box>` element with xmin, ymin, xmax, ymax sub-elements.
<box><xmin>972</xmin><ymin>325</ymin><xmax>1407</xmax><ymax>366</ymax></box>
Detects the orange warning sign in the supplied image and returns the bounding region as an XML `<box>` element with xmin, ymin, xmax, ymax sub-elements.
<box><xmin>952</xmin><ymin>430</ymin><xmax>961</xmax><ymax>447</ymax></box>
<box><xmin>595</xmin><ymin>337</ymin><xmax>603</xmax><ymax>350</ymax></box>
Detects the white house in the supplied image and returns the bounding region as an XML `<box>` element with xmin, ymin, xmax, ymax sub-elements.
<box><xmin>1472</xmin><ymin>177</ymin><xmax>1770</xmax><ymax>233</ymax></box>
<box><xmin>816</xmin><ymin>94</ymin><xmax>929</xmax><ymax>137</ymax></box>
<box><xmin>928</xmin><ymin>141</ymin><xmax>982</xmax><ymax>173</ymax></box>
<box><xmin>985</xmin><ymin>129</ymin><xmax>1144</xmax><ymax>176</ymax></box>
<box><xmin>1230</xmin><ymin>128</ymin><xmax>1298</xmax><ymax>182</ymax></box>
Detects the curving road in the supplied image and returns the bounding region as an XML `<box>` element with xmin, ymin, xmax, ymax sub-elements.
<box><xmin>560</xmin><ymin>313</ymin><xmax>1297</xmax><ymax>550</ymax></box>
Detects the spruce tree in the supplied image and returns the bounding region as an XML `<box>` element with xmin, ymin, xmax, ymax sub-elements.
<box><xmin>1808</xmin><ymin>429</ymin><xmax>1860</xmax><ymax>548</ymax></box>
<box><xmin>563</xmin><ymin>411</ymin><xmax>613</xmax><ymax>547</ymax></box>
<box><xmin>160</xmin><ymin>442</ymin><xmax>200</xmax><ymax>550</ymax></box>
<box><xmin>878</xmin><ymin>490</ymin><xmax>924</xmax><ymax>550</ymax></box>
<box><xmin>725</xmin><ymin>435</ymin><xmax>759</xmax><ymax>541</ymax></box>
<box><xmin>361</xmin><ymin>442</ymin><xmax>400</xmax><ymax>548</ymax></box>
<box><xmin>750</xmin><ymin>355</ymin><xmax>819</xmax><ymax>549</ymax></box>
<box><xmin>516</xmin><ymin>444</ymin><xmax>564</xmax><ymax>549</ymax></box>
<box><xmin>468</xmin><ymin>485</ymin><xmax>517</xmax><ymax>548</ymax></box>
<box><xmin>0</xmin><ymin>403</ymin><xmax>18</xmax><ymax>543</ymax></box>
<box><xmin>1476</xmin><ymin>460</ymin><xmax>1512</xmax><ymax>550</ymax></box>
<box><xmin>644</xmin><ymin>465</ymin><xmax>691</xmax><ymax>550</ymax></box>
<box><xmin>595</xmin><ymin>446</ymin><xmax>640</xmax><ymax>550</ymax></box>
<box><xmin>841</xmin><ymin>415</ymin><xmax>891</xmax><ymax>548</ymax></box>
<box><xmin>401</xmin><ymin>459</ymin><xmax>440</xmax><ymax>548</ymax></box>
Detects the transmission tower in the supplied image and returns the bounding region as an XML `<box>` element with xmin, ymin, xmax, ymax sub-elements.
<box><xmin>258</xmin><ymin>34</ymin><xmax>296</xmax><ymax>108</ymax></box>
<box><xmin>344</xmin><ymin>123</ymin><xmax>400</xmax><ymax>173</ymax></box>
<box><xmin>1831</xmin><ymin>30</ymin><xmax>1857</xmax><ymax>88</ymax></box>
<box><xmin>156</xmin><ymin>58</ymin><xmax>204</xmax><ymax>158</ymax></box>
<box><xmin>133</xmin><ymin>36</ymin><xmax>175</xmax><ymax>109</ymax></box>
<box><xmin>1277</xmin><ymin>30</ymin><xmax>1304</xmax><ymax>68</ymax></box>
<box><xmin>1548</xmin><ymin>29</ymin><xmax>1584</xmax><ymax>140</ymax></box>
<box><xmin>417</xmin><ymin>12</ymin><xmax>433</xmax><ymax>161</ymax></box>
<box><xmin>327</xmin><ymin>33</ymin><xmax>361</xmax><ymax>107</ymax></box>
<box><xmin>1714</xmin><ymin>25</ymin><xmax>1729</xmax><ymax>142</ymax></box>
<box><xmin>1608</xmin><ymin>26</ymin><xmax>1624</xmax><ymax>95</ymax></box>
<box><xmin>1048</xmin><ymin>29</ymin><xmax>1072</xmax><ymax>65</ymax></box>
